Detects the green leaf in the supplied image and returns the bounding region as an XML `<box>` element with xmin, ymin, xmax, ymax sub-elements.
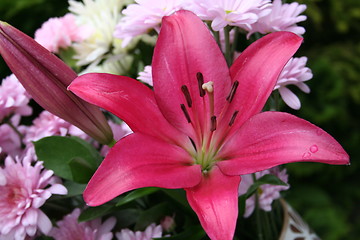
<box><xmin>62</xmin><ymin>181</ymin><xmax>86</xmax><ymax>197</ymax></box>
<box><xmin>69</xmin><ymin>157</ymin><xmax>95</xmax><ymax>184</ymax></box>
<box><xmin>34</xmin><ymin>136</ymin><xmax>101</xmax><ymax>182</ymax></box>
<box><xmin>134</xmin><ymin>202</ymin><xmax>171</xmax><ymax>231</ymax></box>
<box><xmin>116</xmin><ymin>187</ymin><xmax>159</xmax><ymax>207</ymax></box>
<box><xmin>155</xmin><ymin>225</ymin><xmax>206</xmax><ymax>240</ymax></box>
<box><xmin>78</xmin><ymin>204</ymin><xmax>114</xmax><ymax>222</ymax></box>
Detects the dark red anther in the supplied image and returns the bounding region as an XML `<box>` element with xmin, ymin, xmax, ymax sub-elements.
<box><xmin>181</xmin><ymin>85</ymin><xmax>192</xmax><ymax>108</ymax></box>
<box><xmin>229</xmin><ymin>110</ymin><xmax>239</xmax><ymax>126</ymax></box>
<box><xmin>226</xmin><ymin>80</ymin><xmax>239</xmax><ymax>103</ymax></box>
<box><xmin>210</xmin><ymin>115</ymin><xmax>217</xmax><ymax>131</ymax></box>
<box><xmin>196</xmin><ymin>72</ymin><xmax>206</xmax><ymax>97</ymax></box>
<box><xmin>180</xmin><ymin>104</ymin><xmax>191</xmax><ymax>123</ymax></box>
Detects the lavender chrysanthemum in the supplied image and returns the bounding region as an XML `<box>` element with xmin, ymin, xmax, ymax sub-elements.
<box><xmin>116</xmin><ymin>223</ymin><xmax>163</xmax><ymax>240</ymax></box>
<box><xmin>275</xmin><ymin>56</ymin><xmax>313</xmax><ymax>110</ymax></box>
<box><xmin>238</xmin><ymin>167</ymin><xmax>289</xmax><ymax>218</ymax></box>
<box><xmin>49</xmin><ymin>208</ymin><xmax>116</xmax><ymax>240</ymax></box>
<box><xmin>248</xmin><ymin>0</ymin><xmax>307</xmax><ymax>38</ymax></box>
<box><xmin>0</xmin><ymin>152</ymin><xmax>67</xmax><ymax>239</ymax></box>
<box><xmin>186</xmin><ymin>0</ymin><xmax>271</xmax><ymax>31</ymax></box>
<box><xmin>114</xmin><ymin>0</ymin><xmax>185</xmax><ymax>46</ymax></box>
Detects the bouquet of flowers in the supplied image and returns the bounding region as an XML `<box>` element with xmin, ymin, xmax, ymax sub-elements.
<box><xmin>0</xmin><ymin>1</ymin><xmax>350</xmax><ymax>239</ymax></box>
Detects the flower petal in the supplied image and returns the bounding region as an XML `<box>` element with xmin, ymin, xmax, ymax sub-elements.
<box><xmin>69</xmin><ymin>73</ymin><xmax>187</xmax><ymax>145</ymax></box>
<box><xmin>84</xmin><ymin>133</ymin><xmax>202</xmax><ymax>206</ymax></box>
<box><xmin>185</xmin><ymin>166</ymin><xmax>240</xmax><ymax>240</ymax></box>
<box><xmin>217</xmin><ymin>111</ymin><xmax>349</xmax><ymax>175</ymax></box>
<box><xmin>218</xmin><ymin>32</ymin><xmax>303</xmax><ymax>139</ymax></box>
<box><xmin>153</xmin><ymin>10</ymin><xmax>231</xmax><ymax>138</ymax></box>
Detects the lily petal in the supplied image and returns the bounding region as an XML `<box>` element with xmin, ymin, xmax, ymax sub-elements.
<box><xmin>153</xmin><ymin>10</ymin><xmax>231</xmax><ymax>138</ymax></box>
<box><xmin>69</xmin><ymin>73</ymin><xmax>188</xmax><ymax>145</ymax></box>
<box><xmin>185</xmin><ymin>166</ymin><xmax>240</xmax><ymax>240</ymax></box>
<box><xmin>219</xmin><ymin>32</ymin><xmax>303</xmax><ymax>138</ymax></box>
<box><xmin>217</xmin><ymin>112</ymin><xmax>350</xmax><ymax>175</ymax></box>
<box><xmin>84</xmin><ymin>133</ymin><xmax>202</xmax><ymax>206</ymax></box>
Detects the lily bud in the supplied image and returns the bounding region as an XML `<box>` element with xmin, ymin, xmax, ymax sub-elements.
<box><xmin>0</xmin><ymin>21</ymin><xmax>113</xmax><ymax>145</ymax></box>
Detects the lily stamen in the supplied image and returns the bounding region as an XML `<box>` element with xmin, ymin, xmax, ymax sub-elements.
<box><xmin>226</xmin><ymin>80</ymin><xmax>239</xmax><ymax>103</ymax></box>
<box><xmin>196</xmin><ymin>72</ymin><xmax>206</xmax><ymax>97</ymax></box>
<box><xmin>181</xmin><ymin>85</ymin><xmax>192</xmax><ymax>107</ymax></box>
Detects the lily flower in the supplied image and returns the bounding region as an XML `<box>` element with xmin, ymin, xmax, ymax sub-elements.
<box><xmin>0</xmin><ymin>21</ymin><xmax>113</xmax><ymax>145</ymax></box>
<box><xmin>69</xmin><ymin>10</ymin><xmax>349</xmax><ymax>240</ymax></box>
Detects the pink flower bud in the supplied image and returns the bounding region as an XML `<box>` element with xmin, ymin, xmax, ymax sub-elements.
<box><xmin>0</xmin><ymin>21</ymin><xmax>113</xmax><ymax>145</ymax></box>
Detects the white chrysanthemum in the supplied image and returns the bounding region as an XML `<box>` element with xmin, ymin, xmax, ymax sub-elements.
<box><xmin>186</xmin><ymin>0</ymin><xmax>272</xmax><ymax>31</ymax></box>
<box><xmin>68</xmin><ymin>0</ymin><xmax>127</xmax><ymax>66</ymax></box>
<box><xmin>137</xmin><ymin>65</ymin><xmax>153</xmax><ymax>86</ymax></box>
<box><xmin>248</xmin><ymin>0</ymin><xmax>307</xmax><ymax>38</ymax></box>
<box><xmin>114</xmin><ymin>0</ymin><xmax>185</xmax><ymax>47</ymax></box>
<box><xmin>275</xmin><ymin>57</ymin><xmax>313</xmax><ymax>110</ymax></box>
<box><xmin>116</xmin><ymin>223</ymin><xmax>163</xmax><ymax>240</ymax></box>
<box><xmin>0</xmin><ymin>153</ymin><xmax>67</xmax><ymax>239</ymax></box>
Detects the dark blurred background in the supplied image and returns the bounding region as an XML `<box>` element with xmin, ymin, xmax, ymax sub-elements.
<box><xmin>0</xmin><ymin>0</ymin><xmax>359</xmax><ymax>239</ymax></box>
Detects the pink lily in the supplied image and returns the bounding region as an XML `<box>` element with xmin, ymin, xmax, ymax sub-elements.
<box><xmin>69</xmin><ymin>10</ymin><xmax>349</xmax><ymax>240</ymax></box>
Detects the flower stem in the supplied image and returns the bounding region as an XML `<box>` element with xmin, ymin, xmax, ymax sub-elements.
<box><xmin>224</xmin><ymin>26</ymin><xmax>232</xmax><ymax>66</ymax></box>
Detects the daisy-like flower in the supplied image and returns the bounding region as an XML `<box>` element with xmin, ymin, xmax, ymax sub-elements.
<box><xmin>49</xmin><ymin>208</ymin><xmax>116</xmax><ymax>240</ymax></box>
<box><xmin>137</xmin><ymin>65</ymin><xmax>153</xmax><ymax>86</ymax></box>
<box><xmin>68</xmin><ymin>0</ymin><xmax>126</xmax><ymax>67</ymax></box>
<box><xmin>69</xmin><ymin>11</ymin><xmax>348</xmax><ymax>240</ymax></box>
<box><xmin>186</xmin><ymin>0</ymin><xmax>272</xmax><ymax>31</ymax></box>
<box><xmin>238</xmin><ymin>167</ymin><xmax>289</xmax><ymax>217</ymax></box>
<box><xmin>116</xmin><ymin>223</ymin><xmax>163</xmax><ymax>240</ymax></box>
<box><xmin>0</xmin><ymin>74</ymin><xmax>31</xmax><ymax>122</ymax></box>
<box><xmin>114</xmin><ymin>0</ymin><xmax>185</xmax><ymax>47</ymax></box>
<box><xmin>34</xmin><ymin>13</ymin><xmax>91</xmax><ymax>53</ymax></box>
<box><xmin>0</xmin><ymin>152</ymin><xmax>67</xmax><ymax>239</ymax></box>
<box><xmin>274</xmin><ymin>56</ymin><xmax>313</xmax><ymax>110</ymax></box>
<box><xmin>248</xmin><ymin>0</ymin><xmax>307</xmax><ymax>38</ymax></box>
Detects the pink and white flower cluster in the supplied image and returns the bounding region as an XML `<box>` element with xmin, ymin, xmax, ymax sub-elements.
<box><xmin>0</xmin><ymin>151</ymin><xmax>67</xmax><ymax>239</ymax></box>
<box><xmin>116</xmin><ymin>223</ymin><xmax>163</xmax><ymax>240</ymax></box>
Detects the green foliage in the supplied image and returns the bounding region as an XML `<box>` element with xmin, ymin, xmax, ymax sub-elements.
<box><xmin>34</xmin><ymin>136</ymin><xmax>102</xmax><ymax>183</ymax></box>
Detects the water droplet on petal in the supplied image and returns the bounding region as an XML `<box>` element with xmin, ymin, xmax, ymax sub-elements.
<box><xmin>310</xmin><ymin>145</ymin><xmax>318</xmax><ymax>153</ymax></box>
<box><xmin>316</xmin><ymin>129</ymin><xmax>323</xmax><ymax>136</ymax></box>
<box><xmin>302</xmin><ymin>152</ymin><xmax>311</xmax><ymax>159</ymax></box>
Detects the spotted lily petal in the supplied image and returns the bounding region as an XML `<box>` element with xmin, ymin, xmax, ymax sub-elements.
<box><xmin>217</xmin><ymin>112</ymin><xmax>349</xmax><ymax>175</ymax></box>
<box><xmin>185</xmin><ymin>166</ymin><xmax>240</xmax><ymax>240</ymax></box>
<box><xmin>0</xmin><ymin>21</ymin><xmax>113</xmax><ymax>144</ymax></box>
<box><xmin>84</xmin><ymin>133</ymin><xmax>202</xmax><ymax>206</ymax></box>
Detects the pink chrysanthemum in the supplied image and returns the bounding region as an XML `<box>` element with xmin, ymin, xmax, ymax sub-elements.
<box><xmin>34</xmin><ymin>13</ymin><xmax>91</xmax><ymax>53</ymax></box>
<box><xmin>23</xmin><ymin>110</ymin><xmax>89</xmax><ymax>146</ymax></box>
<box><xmin>0</xmin><ymin>74</ymin><xmax>32</xmax><ymax>122</ymax></box>
<box><xmin>274</xmin><ymin>57</ymin><xmax>313</xmax><ymax>110</ymax></box>
<box><xmin>186</xmin><ymin>0</ymin><xmax>271</xmax><ymax>31</ymax></box>
<box><xmin>0</xmin><ymin>152</ymin><xmax>67</xmax><ymax>239</ymax></box>
<box><xmin>248</xmin><ymin>0</ymin><xmax>307</xmax><ymax>38</ymax></box>
<box><xmin>114</xmin><ymin>0</ymin><xmax>185</xmax><ymax>46</ymax></box>
<box><xmin>116</xmin><ymin>223</ymin><xmax>163</xmax><ymax>240</ymax></box>
<box><xmin>49</xmin><ymin>208</ymin><xmax>116</xmax><ymax>240</ymax></box>
<box><xmin>238</xmin><ymin>167</ymin><xmax>289</xmax><ymax>218</ymax></box>
<box><xmin>0</xmin><ymin>118</ymin><xmax>23</xmax><ymax>158</ymax></box>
